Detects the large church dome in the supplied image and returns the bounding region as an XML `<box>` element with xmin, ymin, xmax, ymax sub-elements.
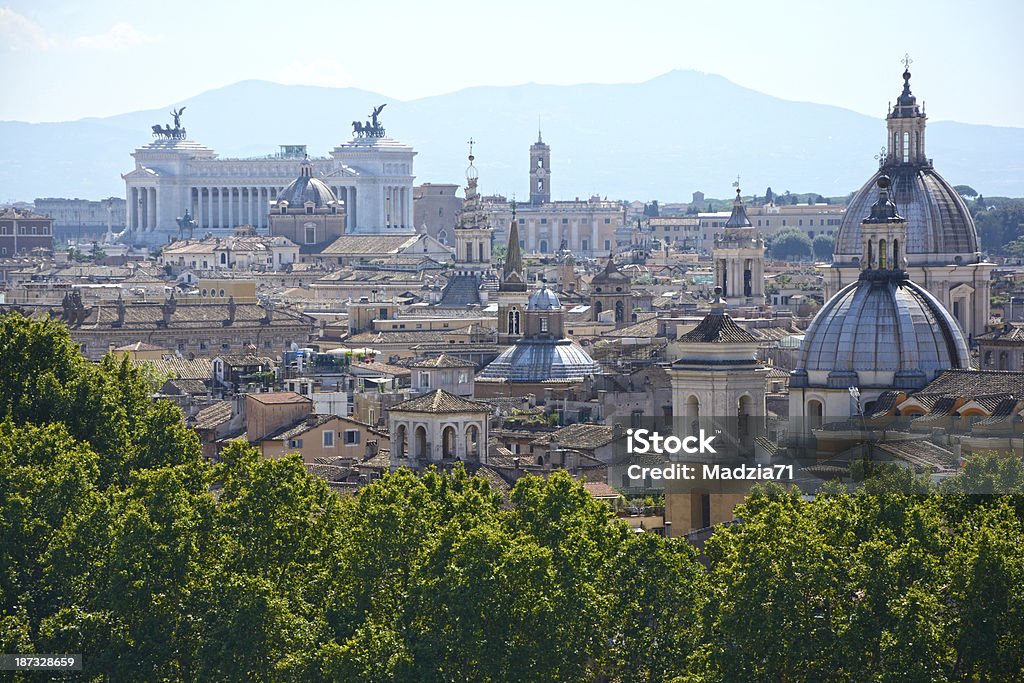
<box><xmin>792</xmin><ymin>274</ymin><xmax>970</xmax><ymax>390</ymax></box>
<box><xmin>833</xmin><ymin>165</ymin><xmax>979</xmax><ymax>265</ymax></box>
<box><xmin>796</xmin><ymin>175</ymin><xmax>970</xmax><ymax>392</ymax></box>
<box><xmin>832</xmin><ymin>67</ymin><xmax>981</xmax><ymax>267</ymax></box>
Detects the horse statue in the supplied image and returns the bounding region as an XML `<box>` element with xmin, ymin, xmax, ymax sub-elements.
<box><xmin>352</xmin><ymin>121</ymin><xmax>364</xmax><ymax>136</ymax></box>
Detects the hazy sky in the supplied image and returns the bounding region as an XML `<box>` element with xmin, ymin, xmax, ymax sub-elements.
<box><xmin>2</xmin><ymin>0</ymin><xmax>1022</xmax><ymax>127</ymax></box>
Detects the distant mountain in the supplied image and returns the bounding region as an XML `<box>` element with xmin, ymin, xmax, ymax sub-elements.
<box><xmin>2</xmin><ymin>71</ymin><xmax>1022</xmax><ymax>203</ymax></box>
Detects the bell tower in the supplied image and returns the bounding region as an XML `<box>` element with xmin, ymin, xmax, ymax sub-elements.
<box><xmin>529</xmin><ymin>129</ymin><xmax>551</xmax><ymax>205</ymax></box>
<box><xmin>713</xmin><ymin>186</ymin><xmax>765</xmax><ymax>305</ymax></box>
<box><xmin>454</xmin><ymin>139</ymin><xmax>493</xmax><ymax>273</ymax></box>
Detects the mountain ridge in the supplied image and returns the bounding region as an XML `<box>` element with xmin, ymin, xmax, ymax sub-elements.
<box><xmin>2</xmin><ymin>70</ymin><xmax>1022</xmax><ymax>203</ymax></box>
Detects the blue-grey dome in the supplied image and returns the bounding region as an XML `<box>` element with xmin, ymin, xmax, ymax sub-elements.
<box><xmin>528</xmin><ymin>287</ymin><xmax>561</xmax><ymax>310</ymax></box>
<box><xmin>277</xmin><ymin>163</ymin><xmax>338</xmax><ymax>209</ymax></box>
<box><xmin>793</xmin><ymin>274</ymin><xmax>969</xmax><ymax>389</ymax></box>
<box><xmin>478</xmin><ymin>339</ymin><xmax>599</xmax><ymax>382</ymax></box>
<box><xmin>834</xmin><ymin>164</ymin><xmax>979</xmax><ymax>265</ymax></box>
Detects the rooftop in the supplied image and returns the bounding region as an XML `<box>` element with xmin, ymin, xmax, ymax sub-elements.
<box><xmin>390</xmin><ymin>388</ymin><xmax>490</xmax><ymax>414</ymax></box>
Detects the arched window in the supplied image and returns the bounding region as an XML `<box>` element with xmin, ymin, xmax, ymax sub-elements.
<box><xmin>442</xmin><ymin>426</ymin><xmax>457</xmax><ymax>459</ymax></box>
<box><xmin>414</xmin><ymin>426</ymin><xmax>427</xmax><ymax>459</ymax></box>
<box><xmin>984</xmin><ymin>350</ymin><xmax>993</xmax><ymax>367</ymax></box>
<box><xmin>539</xmin><ymin>239</ymin><xmax>548</xmax><ymax>253</ymax></box>
<box><xmin>507</xmin><ymin>309</ymin><xmax>520</xmax><ymax>335</ymax></box>
<box><xmin>614</xmin><ymin>300</ymin><xmax>624</xmax><ymax>323</ymax></box>
<box><xmin>220</xmin><ymin>253</ymin><xmax>227</xmax><ymax>265</ymax></box>
<box><xmin>395</xmin><ymin>425</ymin><xmax>407</xmax><ymax>458</ymax></box>
<box><xmin>878</xmin><ymin>239</ymin><xmax>887</xmax><ymax>269</ymax></box>
<box><xmin>465</xmin><ymin>424</ymin><xmax>480</xmax><ymax>458</ymax></box>
<box><xmin>807</xmin><ymin>399</ymin><xmax>824</xmax><ymax>429</ymax></box>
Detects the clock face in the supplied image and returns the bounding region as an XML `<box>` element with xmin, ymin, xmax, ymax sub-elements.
<box><xmin>535</xmin><ymin>168</ymin><xmax>546</xmax><ymax>177</ymax></box>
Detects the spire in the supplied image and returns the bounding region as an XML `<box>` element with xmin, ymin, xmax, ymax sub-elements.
<box><xmin>465</xmin><ymin>137</ymin><xmax>478</xmax><ymax>182</ymax></box>
<box><xmin>891</xmin><ymin>53</ymin><xmax>921</xmax><ymax>119</ymax></box>
<box><xmin>724</xmin><ymin>187</ymin><xmax>752</xmax><ymax>228</ymax></box>
<box><xmin>504</xmin><ymin>202</ymin><xmax>523</xmax><ymax>280</ymax></box>
<box><xmin>537</xmin><ymin>117</ymin><xmax>543</xmax><ymax>144</ymax></box>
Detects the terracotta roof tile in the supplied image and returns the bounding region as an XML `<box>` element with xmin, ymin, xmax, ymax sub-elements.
<box><xmin>676</xmin><ymin>312</ymin><xmax>758</xmax><ymax>344</ymax></box>
<box><xmin>390</xmin><ymin>388</ymin><xmax>490</xmax><ymax>414</ymax></box>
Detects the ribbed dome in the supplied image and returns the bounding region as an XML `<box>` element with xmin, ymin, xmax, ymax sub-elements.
<box><xmin>277</xmin><ymin>163</ymin><xmax>338</xmax><ymax>209</ymax></box>
<box><xmin>834</xmin><ymin>164</ymin><xmax>979</xmax><ymax>265</ymax></box>
<box><xmin>478</xmin><ymin>339</ymin><xmax>600</xmax><ymax>382</ymax></box>
<box><xmin>793</xmin><ymin>274</ymin><xmax>969</xmax><ymax>389</ymax></box>
<box><xmin>528</xmin><ymin>287</ymin><xmax>561</xmax><ymax>310</ymax></box>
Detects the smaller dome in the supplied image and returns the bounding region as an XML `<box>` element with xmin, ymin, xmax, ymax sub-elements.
<box><xmin>277</xmin><ymin>161</ymin><xmax>338</xmax><ymax>209</ymax></box>
<box><xmin>528</xmin><ymin>287</ymin><xmax>561</xmax><ymax>310</ymax></box>
<box><xmin>478</xmin><ymin>339</ymin><xmax>600</xmax><ymax>382</ymax></box>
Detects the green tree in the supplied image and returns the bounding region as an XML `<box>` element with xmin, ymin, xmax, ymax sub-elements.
<box><xmin>812</xmin><ymin>234</ymin><xmax>834</xmax><ymax>261</ymax></box>
<box><xmin>770</xmin><ymin>229</ymin><xmax>813</xmax><ymax>261</ymax></box>
<box><xmin>599</xmin><ymin>533</ymin><xmax>706</xmax><ymax>682</ymax></box>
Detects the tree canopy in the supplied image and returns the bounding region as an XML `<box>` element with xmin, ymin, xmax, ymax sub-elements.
<box><xmin>770</xmin><ymin>228</ymin><xmax>813</xmax><ymax>261</ymax></box>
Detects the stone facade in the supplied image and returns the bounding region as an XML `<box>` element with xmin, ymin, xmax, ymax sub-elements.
<box><xmin>0</xmin><ymin>207</ymin><xmax>54</xmax><ymax>256</ymax></box>
<box><xmin>123</xmin><ymin>129</ymin><xmax>415</xmax><ymax>246</ymax></box>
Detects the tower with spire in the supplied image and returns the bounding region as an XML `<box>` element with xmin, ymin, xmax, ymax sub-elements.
<box><xmin>713</xmin><ymin>186</ymin><xmax>765</xmax><ymax>305</ymax></box>
<box><xmin>529</xmin><ymin>128</ymin><xmax>551</xmax><ymax>205</ymax></box>
<box><xmin>454</xmin><ymin>139</ymin><xmax>493</xmax><ymax>271</ymax></box>
<box><xmin>435</xmin><ymin>141</ymin><xmax>496</xmax><ymax>308</ymax></box>
<box><xmin>497</xmin><ymin>203</ymin><xmax>529</xmax><ymax>344</ymax></box>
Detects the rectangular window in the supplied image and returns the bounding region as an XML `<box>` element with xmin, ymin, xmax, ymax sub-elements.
<box><xmin>518</xmin><ymin>218</ymin><xmax>525</xmax><ymax>225</ymax></box>
<box><xmin>323</xmin><ymin>430</ymin><xmax>334</xmax><ymax>447</ymax></box>
<box><xmin>561</xmin><ymin>218</ymin><xmax>568</xmax><ymax>224</ymax></box>
<box><xmin>419</xmin><ymin>372</ymin><xmax>430</xmax><ymax>389</ymax></box>
<box><xmin>604</xmin><ymin>218</ymin><xmax>611</xmax><ymax>224</ymax></box>
<box><xmin>344</xmin><ymin>430</ymin><xmax>360</xmax><ymax>445</ymax></box>
<box><xmin>604</xmin><ymin>240</ymin><xmax>611</xmax><ymax>250</ymax></box>
<box><xmin>305</xmin><ymin>226</ymin><xmax>316</xmax><ymax>244</ymax></box>
<box><xmin>581</xmin><ymin>239</ymin><xmax>589</xmax><ymax>251</ymax></box>
<box><xmin>540</xmin><ymin>218</ymin><xmax>547</xmax><ymax>224</ymax></box>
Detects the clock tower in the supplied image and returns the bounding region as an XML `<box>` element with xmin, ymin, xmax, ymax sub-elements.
<box><xmin>529</xmin><ymin>129</ymin><xmax>551</xmax><ymax>205</ymax></box>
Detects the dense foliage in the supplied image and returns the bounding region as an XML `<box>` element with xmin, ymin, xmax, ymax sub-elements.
<box><xmin>973</xmin><ymin>198</ymin><xmax>1024</xmax><ymax>255</ymax></box>
<box><xmin>1</xmin><ymin>314</ymin><xmax>1023</xmax><ymax>681</ymax></box>
<box><xmin>769</xmin><ymin>228</ymin><xmax>813</xmax><ymax>261</ymax></box>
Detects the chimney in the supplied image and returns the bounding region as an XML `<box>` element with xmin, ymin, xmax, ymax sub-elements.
<box><xmin>513</xmin><ymin>456</ymin><xmax>520</xmax><ymax>471</ymax></box>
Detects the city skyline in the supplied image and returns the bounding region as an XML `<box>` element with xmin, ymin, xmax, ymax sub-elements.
<box><xmin>1</xmin><ymin>0</ymin><xmax>1022</xmax><ymax>128</ymax></box>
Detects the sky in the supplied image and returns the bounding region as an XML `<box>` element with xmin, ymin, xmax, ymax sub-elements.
<box><xmin>1</xmin><ymin>0</ymin><xmax>1022</xmax><ymax>127</ymax></box>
